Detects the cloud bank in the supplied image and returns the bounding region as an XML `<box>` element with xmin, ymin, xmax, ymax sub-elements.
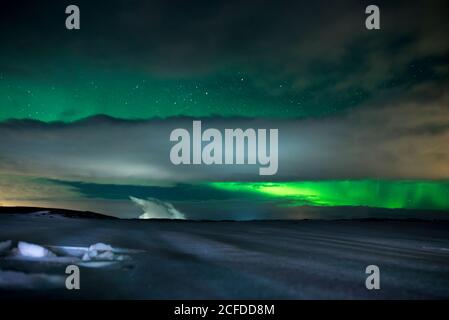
<box><xmin>0</xmin><ymin>95</ymin><xmax>448</xmax><ymax>184</ymax></box>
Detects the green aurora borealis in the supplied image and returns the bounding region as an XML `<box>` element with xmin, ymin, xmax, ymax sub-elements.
<box><xmin>0</xmin><ymin>63</ymin><xmax>366</xmax><ymax>122</ymax></box>
<box><xmin>210</xmin><ymin>181</ymin><xmax>449</xmax><ymax>210</ymax></box>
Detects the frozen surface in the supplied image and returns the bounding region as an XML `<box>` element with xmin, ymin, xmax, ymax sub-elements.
<box><xmin>0</xmin><ymin>270</ymin><xmax>64</xmax><ymax>290</ymax></box>
<box><xmin>0</xmin><ymin>240</ymin><xmax>11</xmax><ymax>253</ymax></box>
<box><xmin>0</xmin><ymin>213</ymin><xmax>449</xmax><ymax>299</ymax></box>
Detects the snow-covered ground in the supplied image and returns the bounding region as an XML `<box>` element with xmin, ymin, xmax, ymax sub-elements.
<box><xmin>1</xmin><ymin>212</ymin><xmax>449</xmax><ymax>299</ymax></box>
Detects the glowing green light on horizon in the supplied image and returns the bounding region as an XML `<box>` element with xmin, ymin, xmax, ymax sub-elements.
<box><xmin>209</xmin><ymin>180</ymin><xmax>449</xmax><ymax>210</ymax></box>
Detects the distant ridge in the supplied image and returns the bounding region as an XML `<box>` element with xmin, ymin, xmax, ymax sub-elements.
<box><xmin>0</xmin><ymin>206</ymin><xmax>116</xmax><ymax>219</ymax></box>
<box><xmin>1</xmin><ymin>205</ymin><xmax>448</xmax><ymax>221</ymax></box>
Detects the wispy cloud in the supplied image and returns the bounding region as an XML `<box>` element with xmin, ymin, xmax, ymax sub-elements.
<box><xmin>130</xmin><ymin>196</ymin><xmax>185</xmax><ymax>220</ymax></box>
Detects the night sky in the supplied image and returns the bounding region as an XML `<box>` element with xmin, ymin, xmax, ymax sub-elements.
<box><xmin>1</xmin><ymin>0</ymin><xmax>448</xmax><ymax>219</ymax></box>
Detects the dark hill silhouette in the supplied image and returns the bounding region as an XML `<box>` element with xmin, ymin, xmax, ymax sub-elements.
<box><xmin>0</xmin><ymin>206</ymin><xmax>116</xmax><ymax>219</ymax></box>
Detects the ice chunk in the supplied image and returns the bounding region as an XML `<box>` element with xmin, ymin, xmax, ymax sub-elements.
<box><xmin>81</xmin><ymin>243</ymin><xmax>128</xmax><ymax>262</ymax></box>
<box><xmin>96</xmin><ymin>250</ymin><xmax>115</xmax><ymax>260</ymax></box>
<box><xmin>82</xmin><ymin>243</ymin><xmax>114</xmax><ymax>261</ymax></box>
<box><xmin>88</xmin><ymin>243</ymin><xmax>113</xmax><ymax>252</ymax></box>
<box><xmin>82</xmin><ymin>250</ymin><xmax>115</xmax><ymax>261</ymax></box>
<box><xmin>17</xmin><ymin>241</ymin><xmax>56</xmax><ymax>258</ymax></box>
<box><xmin>81</xmin><ymin>252</ymin><xmax>90</xmax><ymax>261</ymax></box>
